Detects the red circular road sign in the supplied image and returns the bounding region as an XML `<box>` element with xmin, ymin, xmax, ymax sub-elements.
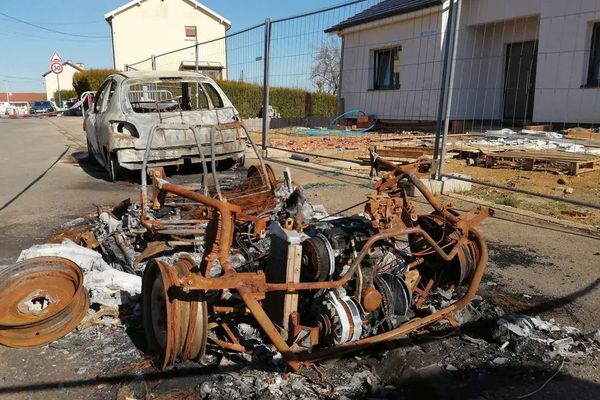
<box><xmin>50</xmin><ymin>61</ymin><xmax>63</xmax><ymax>74</ymax></box>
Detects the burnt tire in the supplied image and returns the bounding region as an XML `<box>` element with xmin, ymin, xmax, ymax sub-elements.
<box><xmin>108</xmin><ymin>152</ymin><xmax>125</xmax><ymax>182</ymax></box>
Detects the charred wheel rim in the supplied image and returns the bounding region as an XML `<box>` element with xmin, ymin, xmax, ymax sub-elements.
<box><xmin>142</xmin><ymin>257</ymin><xmax>208</xmax><ymax>369</ymax></box>
<box><xmin>0</xmin><ymin>257</ymin><xmax>89</xmax><ymax>348</ymax></box>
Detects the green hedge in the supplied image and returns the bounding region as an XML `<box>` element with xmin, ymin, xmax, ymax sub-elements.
<box><xmin>216</xmin><ymin>80</ymin><xmax>262</xmax><ymax>119</ymax></box>
<box><xmin>73</xmin><ymin>69</ymin><xmax>119</xmax><ymax>96</ymax></box>
<box><xmin>312</xmin><ymin>92</ymin><xmax>337</xmax><ymax>117</ymax></box>
<box><xmin>216</xmin><ymin>80</ymin><xmax>336</xmax><ymax>119</ymax></box>
<box><xmin>53</xmin><ymin>89</ymin><xmax>77</xmax><ymax>105</ymax></box>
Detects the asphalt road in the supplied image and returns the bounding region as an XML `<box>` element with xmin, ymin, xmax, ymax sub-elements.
<box><xmin>0</xmin><ymin>116</ymin><xmax>599</xmax><ymax>399</ymax></box>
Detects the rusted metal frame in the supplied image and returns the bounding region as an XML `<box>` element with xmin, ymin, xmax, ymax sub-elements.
<box><xmin>295</xmin><ymin>227</ymin><xmax>488</xmax><ymax>362</ymax></box>
<box><xmin>208</xmin><ymin>126</ymin><xmax>223</xmax><ymax>201</ymax></box>
<box><xmin>208</xmin><ymin>335</ymin><xmax>246</xmax><ymax>353</ymax></box>
<box><xmin>155</xmin><ymin>180</ymin><xmax>240</xmax><ymax>269</ymax></box>
<box><xmin>190</xmin><ymin>125</ymin><xmax>211</xmax><ymax>197</ymax></box>
<box><xmin>263</xmin><ymin>224</ymin><xmax>469</xmax><ymax>293</ymax></box>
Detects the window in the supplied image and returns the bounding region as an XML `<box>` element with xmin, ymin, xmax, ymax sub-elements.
<box><xmin>587</xmin><ymin>23</ymin><xmax>600</xmax><ymax>87</ymax></box>
<box><xmin>185</xmin><ymin>26</ymin><xmax>197</xmax><ymax>39</ymax></box>
<box><xmin>93</xmin><ymin>80</ymin><xmax>114</xmax><ymax>113</ymax></box>
<box><xmin>373</xmin><ymin>46</ymin><xmax>401</xmax><ymax>90</ymax></box>
<box><xmin>203</xmin><ymin>83</ymin><xmax>224</xmax><ymax>108</ymax></box>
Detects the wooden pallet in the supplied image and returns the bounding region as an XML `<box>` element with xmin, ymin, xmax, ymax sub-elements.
<box><xmin>485</xmin><ymin>150</ymin><xmax>600</xmax><ymax>175</ymax></box>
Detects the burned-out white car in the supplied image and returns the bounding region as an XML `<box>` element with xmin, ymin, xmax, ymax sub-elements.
<box><xmin>84</xmin><ymin>71</ymin><xmax>247</xmax><ymax>181</ymax></box>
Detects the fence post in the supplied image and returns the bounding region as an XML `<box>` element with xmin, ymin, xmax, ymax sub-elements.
<box><xmin>438</xmin><ymin>0</ymin><xmax>462</xmax><ymax>179</ymax></box>
<box><xmin>432</xmin><ymin>0</ymin><xmax>455</xmax><ymax>179</ymax></box>
<box><xmin>151</xmin><ymin>55</ymin><xmax>156</xmax><ymax>70</ymax></box>
<box><xmin>125</xmin><ymin>64</ymin><xmax>129</xmax><ymax>71</ymax></box>
<box><xmin>261</xmin><ymin>18</ymin><xmax>272</xmax><ymax>154</ymax></box>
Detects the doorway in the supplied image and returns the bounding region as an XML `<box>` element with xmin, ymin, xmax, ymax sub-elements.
<box><xmin>503</xmin><ymin>40</ymin><xmax>538</xmax><ymax>122</ymax></box>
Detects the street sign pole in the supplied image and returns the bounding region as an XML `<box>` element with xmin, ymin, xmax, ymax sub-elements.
<box><xmin>50</xmin><ymin>52</ymin><xmax>63</xmax><ymax>109</ymax></box>
<box><xmin>56</xmin><ymin>74</ymin><xmax>62</xmax><ymax>109</ymax></box>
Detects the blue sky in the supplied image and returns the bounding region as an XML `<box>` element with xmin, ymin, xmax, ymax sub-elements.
<box><xmin>0</xmin><ymin>0</ymin><xmax>368</xmax><ymax>92</ymax></box>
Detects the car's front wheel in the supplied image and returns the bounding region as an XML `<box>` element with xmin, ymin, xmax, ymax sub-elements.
<box><xmin>108</xmin><ymin>152</ymin><xmax>126</xmax><ymax>182</ymax></box>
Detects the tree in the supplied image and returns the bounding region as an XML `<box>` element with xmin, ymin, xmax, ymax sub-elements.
<box><xmin>311</xmin><ymin>39</ymin><xmax>341</xmax><ymax>95</ymax></box>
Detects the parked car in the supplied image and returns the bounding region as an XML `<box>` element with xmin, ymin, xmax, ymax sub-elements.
<box><xmin>64</xmin><ymin>98</ymin><xmax>83</xmax><ymax>117</ymax></box>
<box><xmin>29</xmin><ymin>101</ymin><xmax>56</xmax><ymax>115</ymax></box>
<box><xmin>84</xmin><ymin>71</ymin><xmax>246</xmax><ymax>181</ymax></box>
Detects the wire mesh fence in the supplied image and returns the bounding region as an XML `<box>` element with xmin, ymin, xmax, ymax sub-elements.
<box><xmin>122</xmin><ymin>0</ymin><xmax>600</xmax><ymax>221</ymax></box>
<box><xmin>440</xmin><ymin>0</ymin><xmax>600</xmax><ymax>216</ymax></box>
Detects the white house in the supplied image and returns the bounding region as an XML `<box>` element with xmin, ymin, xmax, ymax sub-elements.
<box><xmin>42</xmin><ymin>61</ymin><xmax>84</xmax><ymax>101</ymax></box>
<box><xmin>327</xmin><ymin>0</ymin><xmax>600</xmax><ymax>126</ymax></box>
<box><xmin>105</xmin><ymin>0</ymin><xmax>231</xmax><ymax>79</ymax></box>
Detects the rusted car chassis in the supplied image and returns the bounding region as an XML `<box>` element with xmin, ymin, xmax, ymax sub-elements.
<box><xmin>140</xmin><ymin>131</ymin><xmax>490</xmax><ymax>372</ymax></box>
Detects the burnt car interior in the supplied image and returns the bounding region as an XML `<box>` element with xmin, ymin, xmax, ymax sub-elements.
<box><xmin>127</xmin><ymin>78</ymin><xmax>224</xmax><ymax>113</ymax></box>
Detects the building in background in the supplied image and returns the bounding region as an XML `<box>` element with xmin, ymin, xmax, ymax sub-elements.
<box><xmin>0</xmin><ymin>92</ymin><xmax>47</xmax><ymax>115</ymax></box>
<box><xmin>42</xmin><ymin>61</ymin><xmax>85</xmax><ymax>101</ymax></box>
<box><xmin>327</xmin><ymin>0</ymin><xmax>600</xmax><ymax>126</ymax></box>
<box><xmin>105</xmin><ymin>0</ymin><xmax>231</xmax><ymax>79</ymax></box>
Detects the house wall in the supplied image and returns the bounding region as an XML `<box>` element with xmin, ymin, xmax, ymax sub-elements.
<box><xmin>451</xmin><ymin>17</ymin><xmax>540</xmax><ymax>121</ymax></box>
<box><xmin>339</xmin><ymin>7</ymin><xmax>444</xmax><ymax>120</ymax></box>
<box><xmin>533</xmin><ymin>0</ymin><xmax>600</xmax><ymax>124</ymax></box>
<box><xmin>44</xmin><ymin>65</ymin><xmax>80</xmax><ymax>101</ymax></box>
<box><xmin>110</xmin><ymin>0</ymin><xmax>227</xmax><ymax>77</ymax></box>
<box><xmin>338</xmin><ymin>0</ymin><xmax>600</xmax><ymax>124</ymax></box>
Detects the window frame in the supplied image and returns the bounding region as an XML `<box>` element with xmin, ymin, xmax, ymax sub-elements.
<box><xmin>587</xmin><ymin>22</ymin><xmax>600</xmax><ymax>87</ymax></box>
<box><xmin>185</xmin><ymin>25</ymin><xmax>197</xmax><ymax>40</ymax></box>
<box><xmin>93</xmin><ymin>80</ymin><xmax>113</xmax><ymax>113</ymax></box>
<box><xmin>372</xmin><ymin>46</ymin><xmax>402</xmax><ymax>91</ymax></box>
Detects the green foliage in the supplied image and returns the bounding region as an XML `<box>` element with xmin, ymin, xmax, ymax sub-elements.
<box><xmin>72</xmin><ymin>69</ymin><xmax>119</xmax><ymax>96</ymax></box>
<box><xmin>312</xmin><ymin>92</ymin><xmax>337</xmax><ymax>117</ymax></box>
<box><xmin>494</xmin><ymin>194</ymin><xmax>522</xmax><ymax>208</ymax></box>
<box><xmin>270</xmin><ymin>86</ymin><xmax>306</xmax><ymax>118</ymax></box>
<box><xmin>216</xmin><ymin>80</ymin><xmax>262</xmax><ymax>119</ymax></box>
<box><xmin>53</xmin><ymin>89</ymin><xmax>77</xmax><ymax>105</ymax></box>
<box><xmin>216</xmin><ymin>80</ymin><xmax>337</xmax><ymax>119</ymax></box>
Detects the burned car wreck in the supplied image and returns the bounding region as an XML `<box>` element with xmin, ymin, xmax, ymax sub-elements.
<box><xmin>126</xmin><ymin>132</ymin><xmax>491</xmax><ymax>371</ymax></box>
<box><xmin>84</xmin><ymin>71</ymin><xmax>246</xmax><ymax>181</ymax></box>
<box><xmin>0</xmin><ymin>119</ymin><xmax>490</xmax><ymax>373</ymax></box>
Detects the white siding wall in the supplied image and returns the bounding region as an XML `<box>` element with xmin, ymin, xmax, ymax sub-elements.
<box><xmin>340</xmin><ymin>8</ymin><xmax>444</xmax><ymax>120</ymax></box>
<box><xmin>339</xmin><ymin>0</ymin><xmax>600</xmax><ymax>124</ymax></box>
<box><xmin>533</xmin><ymin>0</ymin><xmax>600</xmax><ymax>124</ymax></box>
<box><xmin>111</xmin><ymin>0</ymin><xmax>227</xmax><ymax>76</ymax></box>
<box><xmin>451</xmin><ymin>17</ymin><xmax>540</xmax><ymax>120</ymax></box>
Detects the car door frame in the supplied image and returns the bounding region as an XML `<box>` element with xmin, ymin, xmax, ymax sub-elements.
<box><xmin>85</xmin><ymin>80</ymin><xmax>112</xmax><ymax>164</ymax></box>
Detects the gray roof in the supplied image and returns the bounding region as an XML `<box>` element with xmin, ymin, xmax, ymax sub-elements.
<box><xmin>325</xmin><ymin>0</ymin><xmax>442</xmax><ymax>33</ymax></box>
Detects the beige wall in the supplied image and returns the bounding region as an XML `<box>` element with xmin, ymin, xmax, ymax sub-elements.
<box><xmin>339</xmin><ymin>0</ymin><xmax>600</xmax><ymax>124</ymax></box>
<box><xmin>44</xmin><ymin>64</ymin><xmax>80</xmax><ymax>101</ymax></box>
<box><xmin>110</xmin><ymin>0</ymin><xmax>227</xmax><ymax>77</ymax></box>
<box><xmin>339</xmin><ymin>7</ymin><xmax>444</xmax><ymax>120</ymax></box>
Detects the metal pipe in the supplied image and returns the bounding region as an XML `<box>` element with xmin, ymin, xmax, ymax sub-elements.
<box><xmin>440</xmin><ymin>173</ymin><xmax>600</xmax><ymax>210</ymax></box>
<box><xmin>209</xmin><ymin>126</ymin><xmax>223</xmax><ymax>200</ymax></box>
<box><xmin>190</xmin><ymin>126</ymin><xmax>210</xmax><ymax>196</ymax></box>
<box><xmin>297</xmin><ymin>226</ymin><xmax>488</xmax><ymax>361</ymax></box>
<box><xmin>267</xmin><ymin>145</ymin><xmax>364</xmax><ymax>165</ymax></box>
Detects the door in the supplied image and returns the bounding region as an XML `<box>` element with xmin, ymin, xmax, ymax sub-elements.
<box><xmin>503</xmin><ymin>41</ymin><xmax>538</xmax><ymax>122</ymax></box>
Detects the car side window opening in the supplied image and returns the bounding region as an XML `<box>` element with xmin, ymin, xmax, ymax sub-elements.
<box><xmin>203</xmin><ymin>83</ymin><xmax>224</xmax><ymax>108</ymax></box>
<box><xmin>93</xmin><ymin>81</ymin><xmax>112</xmax><ymax>113</ymax></box>
<box><xmin>104</xmin><ymin>81</ymin><xmax>118</xmax><ymax>111</ymax></box>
